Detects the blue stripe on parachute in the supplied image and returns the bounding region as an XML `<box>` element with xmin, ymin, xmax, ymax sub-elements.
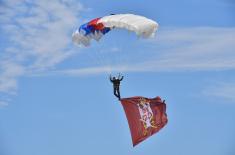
<box><xmin>79</xmin><ymin>23</ymin><xmax>94</xmax><ymax>35</ymax></box>
<box><xmin>79</xmin><ymin>23</ymin><xmax>111</xmax><ymax>36</ymax></box>
<box><xmin>101</xmin><ymin>27</ymin><xmax>111</xmax><ymax>34</ymax></box>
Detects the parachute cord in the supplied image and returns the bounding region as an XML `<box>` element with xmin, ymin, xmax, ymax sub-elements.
<box><xmin>117</xmin><ymin>48</ymin><xmax>124</xmax><ymax>72</ymax></box>
<box><xmin>85</xmin><ymin>46</ymin><xmax>112</xmax><ymax>75</ymax></box>
<box><xmin>97</xmin><ymin>49</ymin><xmax>112</xmax><ymax>74</ymax></box>
<box><xmin>84</xmin><ymin>47</ymin><xmax>103</xmax><ymax>71</ymax></box>
<box><xmin>116</xmin><ymin>45</ymin><xmax>130</xmax><ymax>74</ymax></box>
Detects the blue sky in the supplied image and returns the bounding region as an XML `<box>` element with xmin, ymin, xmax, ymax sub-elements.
<box><xmin>0</xmin><ymin>0</ymin><xmax>235</xmax><ymax>155</ymax></box>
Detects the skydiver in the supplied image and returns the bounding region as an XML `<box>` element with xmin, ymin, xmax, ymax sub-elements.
<box><xmin>110</xmin><ymin>74</ymin><xmax>124</xmax><ymax>100</ymax></box>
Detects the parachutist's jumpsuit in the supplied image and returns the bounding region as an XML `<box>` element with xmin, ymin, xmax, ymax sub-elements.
<box><xmin>110</xmin><ymin>76</ymin><xmax>123</xmax><ymax>100</ymax></box>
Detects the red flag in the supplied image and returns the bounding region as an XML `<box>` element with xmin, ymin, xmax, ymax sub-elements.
<box><xmin>120</xmin><ymin>96</ymin><xmax>168</xmax><ymax>146</ymax></box>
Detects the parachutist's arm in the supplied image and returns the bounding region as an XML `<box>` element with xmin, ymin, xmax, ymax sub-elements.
<box><xmin>117</xmin><ymin>73</ymin><xmax>123</xmax><ymax>80</ymax></box>
<box><xmin>118</xmin><ymin>73</ymin><xmax>121</xmax><ymax>79</ymax></box>
<box><xmin>109</xmin><ymin>75</ymin><xmax>113</xmax><ymax>82</ymax></box>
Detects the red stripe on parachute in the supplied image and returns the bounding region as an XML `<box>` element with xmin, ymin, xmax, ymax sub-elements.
<box><xmin>88</xmin><ymin>17</ymin><xmax>104</xmax><ymax>30</ymax></box>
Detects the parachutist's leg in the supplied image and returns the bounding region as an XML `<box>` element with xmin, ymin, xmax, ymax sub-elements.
<box><xmin>114</xmin><ymin>88</ymin><xmax>119</xmax><ymax>99</ymax></box>
<box><xmin>117</xmin><ymin>87</ymin><xmax>121</xmax><ymax>100</ymax></box>
<box><xmin>116</xmin><ymin>94</ymin><xmax>121</xmax><ymax>100</ymax></box>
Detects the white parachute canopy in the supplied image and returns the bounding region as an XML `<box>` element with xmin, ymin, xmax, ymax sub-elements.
<box><xmin>72</xmin><ymin>14</ymin><xmax>159</xmax><ymax>46</ymax></box>
<box><xmin>99</xmin><ymin>14</ymin><xmax>158</xmax><ymax>37</ymax></box>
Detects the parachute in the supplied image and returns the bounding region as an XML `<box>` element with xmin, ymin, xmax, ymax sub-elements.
<box><xmin>72</xmin><ymin>14</ymin><xmax>158</xmax><ymax>46</ymax></box>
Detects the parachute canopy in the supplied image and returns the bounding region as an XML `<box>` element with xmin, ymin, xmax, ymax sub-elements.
<box><xmin>72</xmin><ymin>14</ymin><xmax>159</xmax><ymax>46</ymax></box>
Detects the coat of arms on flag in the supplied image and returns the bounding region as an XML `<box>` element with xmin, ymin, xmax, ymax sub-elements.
<box><xmin>120</xmin><ymin>96</ymin><xmax>168</xmax><ymax>146</ymax></box>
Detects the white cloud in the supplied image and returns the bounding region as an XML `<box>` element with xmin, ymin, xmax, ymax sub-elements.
<box><xmin>140</xmin><ymin>27</ymin><xmax>235</xmax><ymax>72</ymax></box>
<box><xmin>0</xmin><ymin>61</ymin><xmax>24</xmax><ymax>94</ymax></box>
<box><xmin>51</xmin><ymin>65</ymin><xmax>137</xmax><ymax>76</ymax></box>
<box><xmin>2</xmin><ymin>0</ymin><xmax>81</xmax><ymax>65</ymax></box>
<box><xmin>110</xmin><ymin>47</ymin><xmax>120</xmax><ymax>53</ymax></box>
<box><xmin>202</xmin><ymin>82</ymin><xmax>235</xmax><ymax>103</ymax></box>
<box><xmin>0</xmin><ymin>101</ymin><xmax>9</xmax><ymax>107</ymax></box>
<box><xmin>0</xmin><ymin>0</ymin><xmax>84</xmax><ymax>103</ymax></box>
